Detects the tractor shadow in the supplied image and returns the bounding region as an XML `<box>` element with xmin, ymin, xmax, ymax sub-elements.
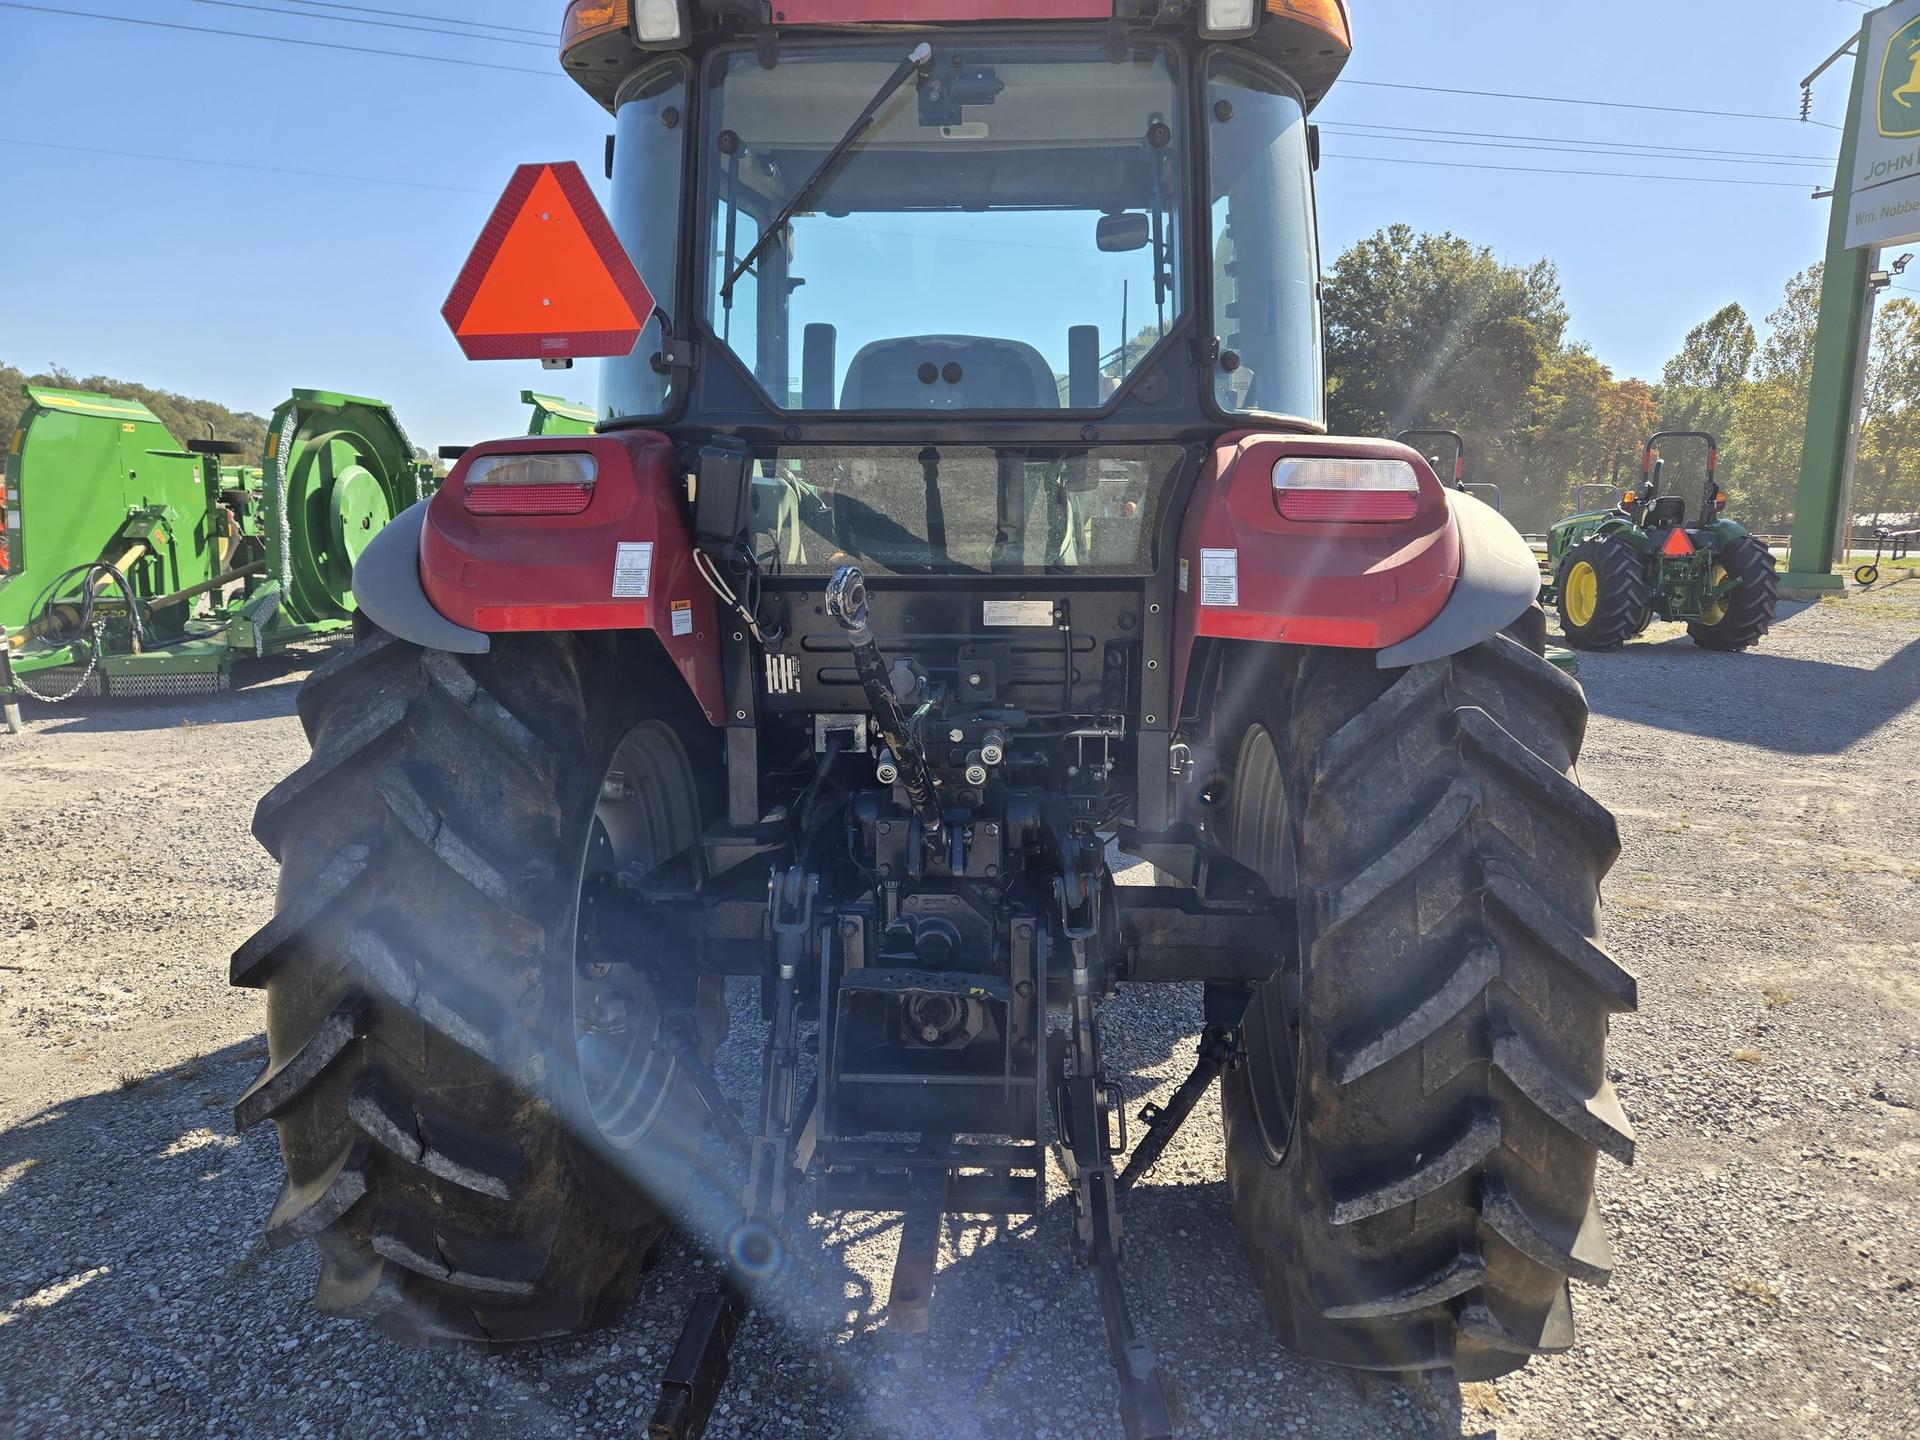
<box><xmin>3</xmin><ymin>1031</ymin><xmax>1480</xmax><ymax>1439</ymax></box>
<box><xmin>1565</xmin><ymin>613</ymin><xmax>1920</xmax><ymax>757</ymax></box>
<box><xmin>0</xmin><ymin>1040</ymin><xmax>336</xmax><ymax>1433</ymax></box>
<box><xmin>765</xmin><ymin>1176</ymin><xmax>1474</xmax><ymax>1439</ymax></box>
<box><xmin>704</xmin><ymin>981</ymin><xmax>1474</xmax><ymax>1439</ymax></box>
<box><xmin>0</xmin><ymin>1039</ymin><xmax>877</xmax><ymax>1439</ymax></box>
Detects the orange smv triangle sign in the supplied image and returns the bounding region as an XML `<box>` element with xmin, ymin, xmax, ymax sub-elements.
<box><xmin>443</xmin><ymin>162</ymin><xmax>655</xmax><ymax>362</ymax></box>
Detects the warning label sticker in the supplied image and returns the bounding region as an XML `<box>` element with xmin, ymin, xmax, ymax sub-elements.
<box><xmin>1200</xmin><ymin>549</ymin><xmax>1239</xmax><ymax>607</ymax></box>
<box><xmin>1179</xmin><ymin>558</ymin><xmax>1190</xmax><ymax>594</ymax></box>
<box><xmin>612</xmin><ymin>542</ymin><xmax>653</xmax><ymax>599</ymax></box>
<box><xmin>670</xmin><ymin>598</ymin><xmax>693</xmax><ymax>637</ymax></box>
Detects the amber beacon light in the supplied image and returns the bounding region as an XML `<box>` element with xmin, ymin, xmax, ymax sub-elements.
<box><xmin>562</xmin><ymin>0</ymin><xmax>630</xmax><ymax>49</ymax></box>
<box><xmin>1265</xmin><ymin>0</ymin><xmax>1351</xmax><ymax>48</ymax></box>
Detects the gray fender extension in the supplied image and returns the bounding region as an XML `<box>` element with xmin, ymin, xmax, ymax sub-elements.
<box><xmin>1375</xmin><ymin>491</ymin><xmax>1541</xmax><ymax>669</ymax></box>
<box><xmin>350</xmin><ymin>500</ymin><xmax>490</xmax><ymax>656</ymax></box>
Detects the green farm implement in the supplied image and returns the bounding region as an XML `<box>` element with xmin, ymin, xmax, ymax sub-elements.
<box><xmin>438</xmin><ymin>391</ymin><xmax>599</xmax><ymax>466</ymax></box>
<box><xmin>522</xmin><ymin>389</ymin><xmax>598</xmax><ymax>436</ymax></box>
<box><xmin>2</xmin><ymin>386</ymin><xmax>431</xmax><ymax>705</ymax></box>
<box><xmin>1540</xmin><ymin>431</ymin><xmax>1779</xmax><ymax>652</ymax></box>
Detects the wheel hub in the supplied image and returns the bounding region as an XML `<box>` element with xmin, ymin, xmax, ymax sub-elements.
<box><xmin>1230</xmin><ymin>725</ymin><xmax>1304</xmax><ymax>1163</ymax></box>
<box><xmin>1564</xmin><ymin>560</ymin><xmax>1599</xmax><ymax>628</ymax></box>
<box><xmin>1699</xmin><ymin>563</ymin><xmax>1731</xmax><ymax>626</ymax></box>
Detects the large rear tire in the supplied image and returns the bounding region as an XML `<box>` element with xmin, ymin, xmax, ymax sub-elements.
<box><xmin>1688</xmin><ymin>534</ymin><xmax>1779</xmax><ymax>651</ymax></box>
<box><xmin>231</xmin><ymin>626</ymin><xmax>725</xmax><ymax>1343</ymax></box>
<box><xmin>1555</xmin><ymin>538</ymin><xmax>1650</xmax><ymax>652</ymax></box>
<box><xmin>1215</xmin><ymin>627</ymin><xmax>1636</xmax><ymax>1379</ymax></box>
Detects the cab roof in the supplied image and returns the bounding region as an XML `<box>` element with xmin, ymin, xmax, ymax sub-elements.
<box><xmin>561</xmin><ymin>1</ymin><xmax>1353</xmax><ymax>113</ymax></box>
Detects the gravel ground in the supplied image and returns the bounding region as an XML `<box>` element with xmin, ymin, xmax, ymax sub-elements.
<box><xmin>2</xmin><ymin>589</ymin><xmax>1917</xmax><ymax>1440</ymax></box>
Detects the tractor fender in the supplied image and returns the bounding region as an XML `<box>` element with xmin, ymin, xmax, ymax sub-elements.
<box><xmin>410</xmin><ymin>431</ymin><xmax>726</xmax><ymax>726</ymax></box>
<box><xmin>351</xmin><ymin>500</ymin><xmax>491</xmax><ymax>656</ymax></box>
<box><xmin>1375</xmin><ymin>490</ymin><xmax>1541</xmax><ymax>669</ymax></box>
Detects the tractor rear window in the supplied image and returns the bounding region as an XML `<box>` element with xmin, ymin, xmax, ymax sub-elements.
<box><xmin>697</xmin><ymin>39</ymin><xmax>1187</xmax><ymax>414</ymax></box>
<box><xmin>743</xmin><ymin>445</ymin><xmax>1182</xmax><ymax>575</ymax></box>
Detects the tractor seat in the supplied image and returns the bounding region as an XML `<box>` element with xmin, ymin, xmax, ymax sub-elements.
<box><xmin>840</xmin><ymin>335</ymin><xmax>1060</xmax><ymax>411</ymax></box>
<box><xmin>1644</xmin><ymin>496</ymin><xmax>1687</xmax><ymax>529</ymax></box>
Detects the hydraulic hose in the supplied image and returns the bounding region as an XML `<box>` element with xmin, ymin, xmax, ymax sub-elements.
<box><xmin>823</xmin><ymin>564</ymin><xmax>943</xmax><ymax>836</ymax></box>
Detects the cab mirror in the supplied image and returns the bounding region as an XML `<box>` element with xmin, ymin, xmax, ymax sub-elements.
<box><xmin>1095</xmin><ymin>213</ymin><xmax>1150</xmax><ymax>253</ymax></box>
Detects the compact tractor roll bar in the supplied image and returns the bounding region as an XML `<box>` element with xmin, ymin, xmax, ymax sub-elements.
<box><xmin>1638</xmin><ymin>431</ymin><xmax>1725</xmax><ymax>529</ymax></box>
<box><xmin>1396</xmin><ymin>428</ymin><xmax>1502</xmax><ymax>513</ymax></box>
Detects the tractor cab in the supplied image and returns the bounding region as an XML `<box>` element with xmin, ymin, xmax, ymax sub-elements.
<box><xmin>563</xmin><ymin>0</ymin><xmax>1346</xmax><ymax>463</ymax></box>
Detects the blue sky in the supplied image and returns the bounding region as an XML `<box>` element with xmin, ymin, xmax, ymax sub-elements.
<box><xmin>0</xmin><ymin>0</ymin><xmax>1872</xmax><ymax>447</ymax></box>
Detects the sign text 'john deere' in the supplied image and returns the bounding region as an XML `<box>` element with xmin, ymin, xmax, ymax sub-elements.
<box><xmin>1849</xmin><ymin>0</ymin><xmax>1920</xmax><ymax>249</ymax></box>
<box><xmin>442</xmin><ymin>161</ymin><xmax>654</xmax><ymax>361</ymax></box>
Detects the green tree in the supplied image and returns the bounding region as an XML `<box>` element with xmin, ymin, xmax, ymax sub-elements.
<box><xmin>1730</xmin><ymin>266</ymin><xmax>1823</xmax><ymax>530</ymax></box>
<box><xmin>1597</xmin><ymin>377</ymin><xmax>1662</xmax><ymax>491</ymax></box>
<box><xmin>1324</xmin><ymin>225</ymin><xmax>1616</xmax><ymax>530</ymax></box>
<box><xmin>1729</xmin><ymin>377</ymin><xmax>1806</xmax><ymax>532</ymax></box>
<box><xmin>1325</xmin><ymin>224</ymin><xmax>1568</xmax><ymax>440</ymax></box>
<box><xmin>1508</xmin><ymin>345</ymin><xmax>1615</xmax><ymax>531</ymax></box>
<box><xmin>1657</xmin><ymin>303</ymin><xmax>1755</xmax><ymax>440</ymax></box>
<box><xmin>1653</xmin><ymin>303</ymin><xmax>1757</xmax><ymax>520</ymax></box>
<box><xmin>1754</xmin><ymin>265</ymin><xmax>1822</xmax><ymax>384</ymax></box>
<box><xmin>1857</xmin><ymin>296</ymin><xmax>1920</xmax><ymax>527</ymax></box>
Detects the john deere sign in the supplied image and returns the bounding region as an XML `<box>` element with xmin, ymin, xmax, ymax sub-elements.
<box><xmin>1850</xmin><ymin>0</ymin><xmax>1920</xmax><ymax>248</ymax></box>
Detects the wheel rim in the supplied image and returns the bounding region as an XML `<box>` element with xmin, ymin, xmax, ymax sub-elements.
<box><xmin>1699</xmin><ymin>564</ymin><xmax>1731</xmax><ymax>626</ymax></box>
<box><xmin>571</xmin><ymin>719</ymin><xmax>700</xmax><ymax>1152</ymax></box>
<box><xmin>1564</xmin><ymin>560</ymin><xmax>1600</xmax><ymax>627</ymax></box>
<box><xmin>1230</xmin><ymin>725</ymin><xmax>1304</xmax><ymax>1164</ymax></box>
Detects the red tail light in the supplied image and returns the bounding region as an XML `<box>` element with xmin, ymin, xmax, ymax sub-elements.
<box><xmin>462</xmin><ymin>451</ymin><xmax>597</xmax><ymax>516</ymax></box>
<box><xmin>1273</xmin><ymin>457</ymin><xmax>1422</xmax><ymax>523</ymax></box>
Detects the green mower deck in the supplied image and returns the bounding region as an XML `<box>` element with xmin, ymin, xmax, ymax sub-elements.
<box><xmin>3</xmin><ymin>385</ymin><xmax>428</xmax><ymax>704</ymax></box>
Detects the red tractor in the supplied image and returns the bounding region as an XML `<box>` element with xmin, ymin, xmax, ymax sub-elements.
<box><xmin>232</xmin><ymin>3</ymin><xmax>1634</xmax><ymax>1435</ymax></box>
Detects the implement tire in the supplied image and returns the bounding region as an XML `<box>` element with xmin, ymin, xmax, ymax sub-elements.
<box><xmin>1688</xmin><ymin>534</ymin><xmax>1779</xmax><ymax>652</ymax></box>
<box><xmin>1555</xmin><ymin>538</ymin><xmax>1649</xmax><ymax>652</ymax></box>
<box><xmin>1215</xmin><ymin>623</ymin><xmax>1636</xmax><ymax>1380</ymax></box>
<box><xmin>231</xmin><ymin>625</ymin><xmax>725</xmax><ymax>1344</ymax></box>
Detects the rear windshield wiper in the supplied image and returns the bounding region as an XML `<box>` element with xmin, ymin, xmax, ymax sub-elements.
<box><xmin>719</xmin><ymin>41</ymin><xmax>931</xmax><ymax>306</ymax></box>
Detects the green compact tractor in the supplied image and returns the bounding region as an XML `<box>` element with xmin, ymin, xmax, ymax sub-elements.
<box><xmin>1</xmin><ymin>386</ymin><xmax>430</xmax><ymax>703</ymax></box>
<box><xmin>1542</xmin><ymin>431</ymin><xmax>1779</xmax><ymax>652</ymax></box>
<box><xmin>231</xmin><ymin>5</ymin><xmax>1637</xmax><ymax>1437</ymax></box>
